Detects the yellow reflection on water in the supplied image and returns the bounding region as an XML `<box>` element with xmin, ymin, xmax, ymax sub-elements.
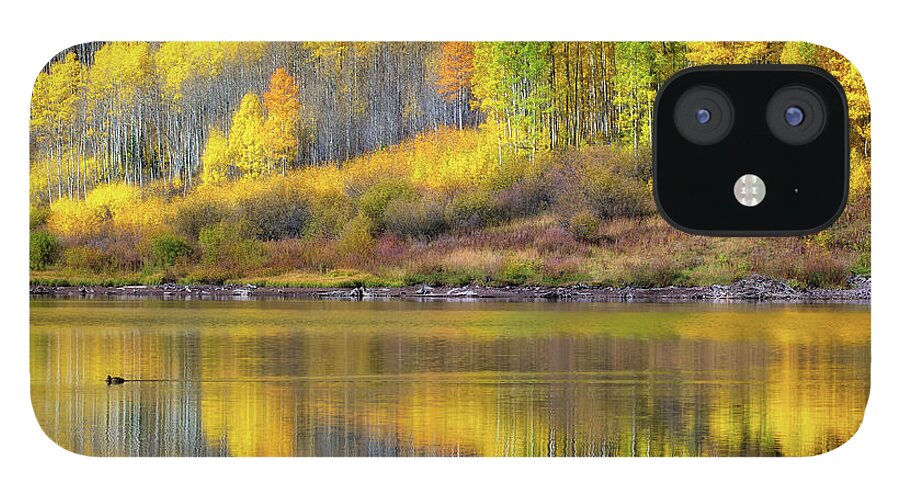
<box><xmin>30</xmin><ymin>300</ymin><xmax>869</xmax><ymax>456</ymax></box>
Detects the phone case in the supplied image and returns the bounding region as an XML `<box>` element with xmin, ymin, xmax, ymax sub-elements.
<box><xmin>29</xmin><ymin>41</ymin><xmax>870</xmax><ymax>457</ymax></box>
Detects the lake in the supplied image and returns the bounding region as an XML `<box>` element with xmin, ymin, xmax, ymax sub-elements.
<box><xmin>30</xmin><ymin>299</ymin><xmax>870</xmax><ymax>457</ymax></box>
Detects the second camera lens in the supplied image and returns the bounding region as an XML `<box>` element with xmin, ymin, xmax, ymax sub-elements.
<box><xmin>766</xmin><ymin>86</ymin><xmax>826</xmax><ymax>145</ymax></box>
<box><xmin>785</xmin><ymin>106</ymin><xmax>805</xmax><ymax>127</ymax></box>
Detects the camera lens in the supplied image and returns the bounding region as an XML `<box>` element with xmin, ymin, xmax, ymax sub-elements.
<box><xmin>674</xmin><ymin>86</ymin><xmax>734</xmax><ymax>145</ymax></box>
<box><xmin>766</xmin><ymin>86</ymin><xmax>826</xmax><ymax>145</ymax></box>
<box><xmin>785</xmin><ymin>106</ymin><xmax>804</xmax><ymax>127</ymax></box>
<box><xmin>696</xmin><ymin>108</ymin><xmax>711</xmax><ymax>125</ymax></box>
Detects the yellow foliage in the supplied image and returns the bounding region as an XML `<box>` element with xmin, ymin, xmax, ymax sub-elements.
<box><xmin>291</xmin><ymin>164</ymin><xmax>345</xmax><ymax>198</ymax></box>
<box><xmin>31</xmin><ymin>71</ymin><xmax>51</xmax><ymax>132</ymax></box>
<box><xmin>227</xmin><ymin>42</ymin><xmax>269</xmax><ymax>70</ymax></box>
<box><xmin>263</xmin><ymin>68</ymin><xmax>302</xmax><ymax>168</ymax></box>
<box><xmin>191</xmin><ymin>170</ymin><xmax>319</xmax><ymax>215</ymax></box>
<box><xmin>686</xmin><ymin>42</ymin><xmax>783</xmax><ymax>64</ymax></box>
<box><xmin>817</xmin><ymin>46</ymin><xmax>870</xmax><ymax>154</ymax></box>
<box><xmin>849</xmin><ymin>148</ymin><xmax>871</xmax><ymax>201</ymax></box>
<box><xmin>229</xmin><ymin>93</ymin><xmax>267</xmax><ymax>179</ymax></box>
<box><xmin>30</xmin><ymin>152</ymin><xmax>99</xmax><ymax>202</ymax></box>
<box><xmin>170</xmin><ymin>175</ymin><xmax>184</xmax><ymax>191</ymax></box>
<box><xmin>182</xmin><ymin>127</ymin><xmax>521</xmax><ymax>236</ymax></box>
<box><xmin>154</xmin><ymin>42</ymin><xmax>268</xmax><ymax>102</ymax></box>
<box><xmin>87</xmin><ymin>42</ymin><xmax>152</xmax><ymax>107</ymax></box>
<box><xmin>29</xmin><ymin>164</ymin><xmax>49</xmax><ymax>204</ymax></box>
<box><xmin>200</xmin><ymin>129</ymin><xmax>229</xmax><ymax>185</ymax></box>
<box><xmin>194</xmin><ymin>125</ymin><xmax>509</xmax><ymax>217</ymax></box>
<box><xmin>223</xmin><ymin>177</ymin><xmax>274</xmax><ymax>205</ymax></box>
<box><xmin>155</xmin><ymin>42</ymin><xmax>225</xmax><ymax>101</ymax></box>
<box><xmin>407</xmin><ymin>129</ymin><xmax>501</xmax><ymax>190</ymax></box>
<box><xmin>337</xmin><ymin>214</ymin><xmax>375</xmax><ymax>261</ymax></box>
<box><xmin>47</xmin><ymin>183</ymin><xmax>168</xmax><ymax>238</ymax></box>
<box><xmin>114</xmin><ymin>195</ymin><xmax>169</xmax><ymax>236</ymax></box>
<box><xmin>808</xmin><ymin>229</ymin><xmax>835</xmax><ymax>250</ymax></box>
<box><xmin>342</xmin><ymin>142</ymin><xmax>413</xmax><ymax>194</ymax></box>
<box><xmin>31</xmin><ymin>52</ymin><xmax>85</xmax><ymax>135</ymax></box>
<box><xmin>302</xmin><ymin>42</ymin><xmax>370</xmax><ymax>77</ymax></box>
<box><xmin>339</xmin><ymin>128</ymin><xmax>503</xmax><ymax>193</ymax></box>
<box><xmin>779</xmin><ymin>42</ymin><xmax>819</xmax><ymax>65</ymax></box>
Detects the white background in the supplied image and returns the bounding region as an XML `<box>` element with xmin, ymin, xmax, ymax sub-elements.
<box><xmin>1</xmin><ymin>1</ymin><xmax>896</xmax><ymax>497</ymax></box>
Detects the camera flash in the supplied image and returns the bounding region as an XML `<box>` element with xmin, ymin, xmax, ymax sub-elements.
<box><xmin>734</xmin><ymin>174</ymin><xmax>766</xmax><ymax>207</ymax></box>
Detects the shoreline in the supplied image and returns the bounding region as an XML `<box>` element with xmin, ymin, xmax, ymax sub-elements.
<box><xmin>30</xmin><ymin>275</ymin><xmax>871</xmax><ymax>303</ymax></box>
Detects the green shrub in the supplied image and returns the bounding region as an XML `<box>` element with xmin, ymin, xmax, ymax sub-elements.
<box><xmin>150</xmin><ymin>233</ymin><xmax>192</xmax><ymax>268</ymax></box>
<box><xmin>63</xmin><ymin>246</ymin><xmax>114</xmax><ymax>272</ymax></box>
<box><xmin>445</xmin><ymin>189</ymin><xmax>500</xmax><ymax>230</ymax></box>
<box><xmin>336</xmin><ymin>214</ymin><xmax>376</xmax><ymax>263</ymax></box>
<box><xmin>581</xmin><ymin>173</ymin><xmax>653</xmax><ymax>219</ymax></box>
<box><xmin>357</xmin><ymin>179</ymin><xmax>415</xmax><ymax>232</ymax></box>
<box><xmin>382</xmin><ymin>197</ymin><xmax>448</xmax><ymax>240</ymax></box>
<box><xmin>306</xmin><ymin>191</ymin><xmax>354</xmax><ymax>237</ymax></box>
<box><xmin>173</xmin><ymin>196</ymin><xmax>232</xmax><ymax>239</ymax></box>
<box><xmin>850</xmin><ymin>252</ymin><xmax>871</xmax><ymax>276</ymax></box>
<box><xmin>810</xmin><ymin>230</ymin><xmax>835</xmax><ymax>249</ymax></box>
<box><xmin>566</xmin><ymin>210</ymin><xmax>601</xmax><ymax>242</ymax></box>
<box><xmin>496</xmin><ymin>258</ymin><xmax>540</xmax><ymax>286</ymax></box>
<box><xmin>551</xmin><ymin>145</ymin><xmax>654</xmax><ymax>220</ymax></box>
<box><xmin>30</xmin><ymin>205</ymin><xmax>51</xmax><ymax>230</ymax></box>
<box><xmin>198</xmin><ymin>222</ymin><xmax>266</xmax><ymax>271</ymax></box>
<box><xmin>30</xmin><ymin>231</ymin><xmax>59</xmax><ymax>270</ymax></box>
<box><xmin>238</xmin><ymin>187</ymin><xmax>311</xmax><ymax>240</ymax></box>
<box><xmin>625</xmin><ymin>259</ymin><xmax>687</xmax><ymax>288</ymax></box>
<box><xmin>496</xmin><ymin>177</ymin><xmax>550</xmax><ymax>220</ymax></box>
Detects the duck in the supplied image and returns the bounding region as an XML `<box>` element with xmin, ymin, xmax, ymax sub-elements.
<box><xmin>106</xmin><ymin>375</ymin><xmax>126</xmax><ymax>385</ymax></box>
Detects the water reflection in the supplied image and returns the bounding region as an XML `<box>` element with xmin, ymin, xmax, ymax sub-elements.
<box><xmin>30</xmin><ymin>300</ymin><xmax>870</xmax><ymax>456</ymax></box>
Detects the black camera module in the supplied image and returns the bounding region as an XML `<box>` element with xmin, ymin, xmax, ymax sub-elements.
<box><xmin>654</xmin><ymin>65</ymin><xmax>849</xmax><ymax>236</ymax></box>
<box><xmin>673</xmin><ymin>85</ymin><xmax>734</xmax><ymax>145</ymax></box>
<box><xmin>766</xmin><ymin>85</ymin><xmax>827</xmax><ymax>145</ymax></box>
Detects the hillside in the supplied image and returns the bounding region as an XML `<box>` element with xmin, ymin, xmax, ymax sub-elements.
<box><xmin>30</xmin><ymin>128</ymin><xmax>870</xmax><ymax>289</ymax></box>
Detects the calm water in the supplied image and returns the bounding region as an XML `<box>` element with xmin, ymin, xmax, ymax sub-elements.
<box><xmin>30</xmin><ymin>299</ymin><xmax>870</xmax><ymax>457</ymax></box>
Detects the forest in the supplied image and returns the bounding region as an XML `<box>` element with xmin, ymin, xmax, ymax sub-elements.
<box><xmin>29</xmin><ymin>42</ymin><xmax>871</xmax><ymax>289</ymax></box>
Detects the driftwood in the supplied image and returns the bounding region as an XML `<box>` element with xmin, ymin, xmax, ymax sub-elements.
<box><xmin>30</xmin><ymin>275</ymin><xmax>871</xmax><ymax>302</ymax></box>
